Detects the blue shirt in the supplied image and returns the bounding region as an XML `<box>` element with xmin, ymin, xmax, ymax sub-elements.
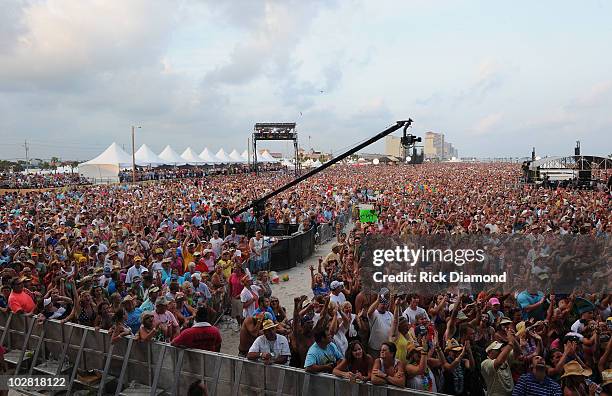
<box><xmin>107</xmin><ymin>279</ymin><xmax>117</xmax><ymax>295</ymax></box>
<box><xmin>159</xmin><ymin>268</ymin><xmax>171</xmax><ymax>284</ymax></box>
<box><xmin>126</xmin><ymin>308</ymin><xmax>143</xmax><ymax>334</ymax></box>
<box><xmin>517</xmin><ymin>290</ymin><xmax>545</xmax><ymax>320</ymax></box>
<box><xmin>512</xmin><ymin>373</ymin><xmax>562</xmax><ymax>396</ymax></box>
<box><xmin>312</xmin><ymin>284</ymin><xmax>330</xmax><ymax>297</ymax></box>
<box><xmin>191</xmin><ymin>215</ymin><xmax>204</xmax><ymax>227</ymax></box>
<box><xmin>140</xmin><ymin>299</ymin><xmax>154</xmax><ymax>312</ymax></box>
<box><xmin>304</xmin><ymin>342</ymin><xmax>343</xmax><ymax>367</ymax></box>
<box><xmin>193</xmin><ymin>282</ymin><xmax>212</xmax><ymax>302</ymax></box>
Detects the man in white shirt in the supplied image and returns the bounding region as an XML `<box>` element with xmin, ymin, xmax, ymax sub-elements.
<box><xmin>329</xmin><ymin>281</ymin><xmax>347</xmax><ymax>305</ymax></box>
<box><xmin>93</xmin><ymin>236</ymin><xmax>108</xmax><ymax>254</ymax></box>
<box><xmin>367</xmin><ymin>295</ymin><xmax>393</xmax><ymax>357</ymax></box>
<box><xmin>240</xmin><ymin>276</ymin><xmax>261</xmax><ymax>319</ymax></box>
<box><xmin>402</xmin><ymin>296</ymin><xmax>430</xmax><ymax>324</ymax></box>
<box><xmin>210</xmin><ymin>230</ymin><xmax>224</xmax><ymax>258</ymax></box>
<box><xmin>570</xmin><ymin>306</ymin><xmax>594</xmax><ymax>334</ymax></box>
<box><xmin>247</xmin><ymin>320</ymin><xmax>291</xmax><ymax>365</ymax></box>
<box><xmin>125</xmin><ymin>256</ymin><xmax>146</xmax><ymax>285</ymax></box>
<box><xmin>191</xmin><ymin>273</ymin><xmax>212</xmax><ymax>303</ymax></box>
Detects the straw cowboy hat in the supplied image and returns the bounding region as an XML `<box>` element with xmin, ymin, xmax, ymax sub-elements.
<box><xmin>560</xmin><ymin>361</ymin><xmax>592</xmax><ymax>379</ymax></box>
<box><xmin>445</xmin><ymin>338</ymin><xmax>463</xmax><ymax>352</ymax></box>
<box><xmin>602</xmin><ymin>369</ymin><xmax>612</xmax><ymax>386</ymax></box>
<box><xmin>262</xmin><ymin>319</ymin><xmax>278</xmax><ymax>331</ymax></box>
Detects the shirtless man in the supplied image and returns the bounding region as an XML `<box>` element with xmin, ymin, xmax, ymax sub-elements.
<box><xmin>238</xmin><ymin>312</ymin><xmax>264</xmax><ymax>357</ymax></box>
<box><xmin>291</xmin><ymin>295</ymin><xmax>318</xmax><ymax>368</ymax></box>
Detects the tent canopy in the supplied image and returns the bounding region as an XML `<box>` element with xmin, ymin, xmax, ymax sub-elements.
<box><xmin>135</xmin><ymin>144</ymin><xmax>164</xmax><ymax>166</ymax></box>
<box><xmin>78</xmin><ymin>142</ymin><xmax>132</xmax><ymax>182</ymax></box>
<box><xmin>158</xmin><ymin>145</ymin><xmax>185</xmax><ymax>165</ymax></box>
<box><xmin>181</xmin><ymin>147</ymin><xmax>203</xmax><ymax>164</ymax></box>
<box><xmin>241</xmin><ymin>150</ymin><xmax>251</xmax><ymax>163</ymax></box>
<box><xmin>81</xmin><ymin>142</ymin><xmax>132</xmax><ymax>166</ymax></box>
<box><xmin>199</xmin><ymin>148</ymin><xmax>220</xmax><ymax>164</ymax></box>
<box><xmin>258</xmin><ymin>150</ymin><xmax>279</xmax><ymax>163</ymax></box>
<box><xmin>228</xmin><ymin>149</ymin><xmax>245</xmax><ymax>163</ymax></box>
<box><xmin>214</xmin><ymin>148</ymin><xmax>231</xmax><ymax>163</ymax></box>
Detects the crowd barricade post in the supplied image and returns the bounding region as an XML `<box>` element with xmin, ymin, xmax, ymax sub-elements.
<box><xmin>0</xmin><ymin>312</ymin><xmax>437</xmax><ymax>395</ymax></box>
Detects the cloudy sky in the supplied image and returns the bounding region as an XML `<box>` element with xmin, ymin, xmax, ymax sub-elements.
<box><xmin>1</xmin><ymin>0</ymin><xmax>611</xmax><ymax>161</ymax></box>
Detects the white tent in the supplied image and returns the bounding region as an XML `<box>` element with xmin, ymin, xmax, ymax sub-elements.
<box><xmin>78</xmin><ymin>142</ymin><xmax>132</xmax><ymax>182</ymax></box>
<box><xmin>198</xmin><ymin>148</ymin><xmax>220</xmax><ymax>164</ymax></box>
<box><xmin>135</xmin><ymin>144</ymin><xmax>163</xmax><ymax>166</ymax></box>
<box><xmin>312</xmin><ymin>160</ymin><xmax>323</xmax><ymax>168</ymax></box>
<box><xmin>158</xmin><ymin>145</ymin><xmax>185</xmax><ymax>165</ymax></box>
<box><xmin>259</xmin><ymin>150</ymin><xmax>279</xmax><ymax>163</ymax></box>
<box><xmin>302</xmin><ymin>159</ymin><xmax>314</xmax><ymax>168</ymax></box>
<box><xmin>228</xmin><ymin>149</ymin><xmax>245</xmax><ymax>163</ymax></box>
<box><xmin>181</xmin><ymin>147</ymin><xmax>203</xmax><ymax>165</ymax></box>
<box><xmin>280</xmin><ymin>159</ymin><xmax>293</xmax><ymax>167</ymax></box>
<box><xmin>241</xmin><ymin>150</ymin><xmax>251</xmax><ymax>163</ymax></box>
<box><xmin>214</xmin><ymin>148</ymin><xmax>231</xmax><ymax>163</ymax></box>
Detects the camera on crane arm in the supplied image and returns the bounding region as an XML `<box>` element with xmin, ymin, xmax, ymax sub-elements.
<box><xmin>399</xmin><ymin>119</ymin><xmax>420</xmax><ymax>148</ymax></box>
<box><xmin>401</xmin><ymin>132</ymin><xmax>421</xmax><ymax>149</ymax></box>
<box><xmin>401</xmin><ymin>134</ymin><xmax>421</xmax><ymax>147</ymax></box>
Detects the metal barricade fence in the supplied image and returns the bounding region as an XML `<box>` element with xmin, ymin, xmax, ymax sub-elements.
<box><xmin>0</xmin><ymin>312</ymin><xmax>442</xmax><ymax>396</ymax></box>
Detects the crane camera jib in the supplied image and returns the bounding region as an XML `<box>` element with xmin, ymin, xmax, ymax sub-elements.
<box><xmin>372</xmin><ymin>246</ymin><xmax>486</xmax><ymax>267</ymax></box>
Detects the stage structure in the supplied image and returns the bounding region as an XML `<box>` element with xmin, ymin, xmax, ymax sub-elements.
<box><xmin>522</xmin><ymin>155</ymin><xmax>612</xmax><ymax>187</ymax></box>
<box><xmin>253</xmin><ymin>123</ymin><xmax>298</xmax><ymax>176</ymax></box>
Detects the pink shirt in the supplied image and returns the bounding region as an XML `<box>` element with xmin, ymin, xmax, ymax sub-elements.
<box><xmin>153</xmin><ymin>310</ymin><xmax>179</xmax><ymax>328</ymax></box>
<box><xmin>228</xmin><ymin>273</ymin><xmax>244</xmax><ymax>298</ymax></box>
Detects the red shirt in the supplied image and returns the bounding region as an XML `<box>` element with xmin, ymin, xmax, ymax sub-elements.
<box><xmin>194</xmin><ymin>260</ymin><xmax>208</xmax><ymax>274</ymax></box>
<box><xmin>228</xmin><ymin>273</ymin><xmax>244</xmax><ymax>298</ymax></box>
<box><xmin>8</xmin><ymin>290</ymin><xmax>36</xmax><ymax>314</ymax></box>
<box><xmin>171</xmin><ymin>323</ymin><xmax>221</xmax><ymax>352</ymax></box>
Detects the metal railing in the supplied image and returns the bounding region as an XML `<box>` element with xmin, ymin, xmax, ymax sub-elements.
<box><xmin>0</xmin><ymin>312</ymin><xmax>440</xmax><ymax>396</ymax></box>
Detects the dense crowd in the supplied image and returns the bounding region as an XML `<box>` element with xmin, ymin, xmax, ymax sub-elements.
<box><xmin>117</xmin><ymin>165</ymin><xmax>283</xmax><ymax>182</ymax></box>
<box><xmin>0</xmin><ymin>172</ymin><xmax>89</xmax><ymax>189</ymax></box>
<box><xmin>0</xmin><ymin>163</ymin><xmax>610</xmax><ymax>396</ymax></box>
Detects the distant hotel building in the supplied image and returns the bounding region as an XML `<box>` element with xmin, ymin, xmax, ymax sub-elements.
<box><xmin>423</xmin><ymin>131</ymin><xmax>458</xmax><ymax>160</ymax></box>
<box><xmin>385</xmin><ymin>132</ymin><xmax>457</xmax><ymax>160</ymax></box>
<box><xmin>384</xmin><ymin>136</ymin><xmax>404</xmax><ymax>157</ymax></box>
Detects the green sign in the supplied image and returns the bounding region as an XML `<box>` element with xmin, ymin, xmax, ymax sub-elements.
<box><xmin>359</xmin><ymin>209</ymin><xmax>378</xmax><ymax>223</ymax></box>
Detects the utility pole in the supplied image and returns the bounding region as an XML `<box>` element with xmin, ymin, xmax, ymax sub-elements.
<box><xmin>23</xmin><ymin>140</ymin><xmax>29</xmax><ymax>170</ymax></box>
<box><xmin>131</xmin><ymin>125</ymin><xmax>141</xmax><ymax>183</ymax></box>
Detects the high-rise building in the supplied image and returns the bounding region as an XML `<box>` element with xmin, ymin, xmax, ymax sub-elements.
<box><xmin>384</xmin><ymin>136</ymin><xmax>404</xmax><ymax>157</ymax></box>
<box><xmin>424</xmin><ymin>131</ymin><xmax>458</xmax><ymax>160</ymax></box>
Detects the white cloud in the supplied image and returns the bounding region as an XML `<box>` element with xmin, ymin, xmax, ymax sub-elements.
<box><xmin>572</xmin><ymin>80</ymin><xmax>612</xmax><ymax>109</ymax></box>
<box><xmin>472</xmin><ymin>113</ymin><xmax>503</xmax><ymax>135</ymax></box>
<box><xmin>0</xmin><ymin>0</ymin><xmax>179</xmax><ymax>89</ymax></box>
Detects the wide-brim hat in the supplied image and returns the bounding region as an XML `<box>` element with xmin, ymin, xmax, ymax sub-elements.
<box><xmin>516</xmin><ymin>321</ymin><xmax>527</xmax><ymax>336</ymax></box>
<box><xmin>262</xmin><ymin>319</ymin><xmax>277</xmax><ymax>331</ymax></box>
<box><xmin>445</xmin><ymin>338</ymin><xmax>463</xmax><ymax>352</ymax></box>
<box><xmin>560</xmin><ymin>361</ymin><xmax>592</xmax><ymax>379</ymax></box>
<box><xmin>122</xmin><ymin>295</ymin><xmax>135</xmax><ymax>303</ymax></box>
<box><xmin>574</xmin><ymin>297</ymin><xmax>595</xmax><ymax>315</ymax></box>
<box><xmin>602</xmin><ymin>369</ymin><xmax>612</xmax><ymax>386</ymax></box>
<box><xmin>486</xmin><ymin>341</ymin><xmax>505</xmax><ymax>353</ymax></box>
